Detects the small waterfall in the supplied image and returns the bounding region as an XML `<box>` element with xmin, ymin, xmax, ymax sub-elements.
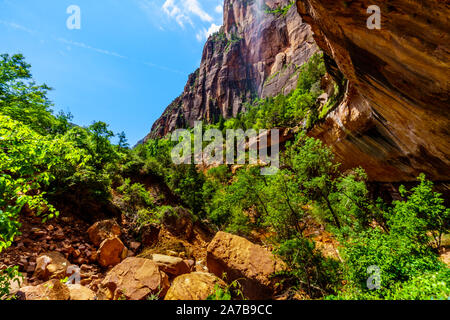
<box><xmin>252</xmin><ymin>0</ymin><xmax>268</xmax><ymax>95</ymax></box>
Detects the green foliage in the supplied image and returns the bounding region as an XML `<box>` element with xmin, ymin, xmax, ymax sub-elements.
<box><xmin>232</xmin><ymin>53</ymin><xmax>326</xmax><ymax>131</ymax></box>
<box><xmin>264</xmin><ymin>1</ymin><xmax>294</xmax><ymax>16</ymax></box>
<box><xmin>0</xmin><ymin>266</ymin><xmax>22</xmax><ymax>300</ymax></box>
<box><xmin>0</xmin><ymin>114</ymin><xmax>89</xmax><ymax>249</ymax></box>
<box><xmin>0</xmin><ymin>54</ymin><xmax>67</xmax><ymax>135</ymax></box>
<box><xmin>117</xmin><ymin>178</ymin><xmax>154</xmax><ymax>213</ymax></box>
<box><xmin>205</xmin><ymin>166</ymin><xmax>266</xmax><ymax>235</ymax></box>
<box><xmin>88</xmin><ymin>121</ymin><xmax>118</xmax><ymax>170</ymax></box>
<box><xmin>202</xmin><ymin>130</ymin><xmax>449</xmax><ymax>300</ymax></box>
<box><xmin>117</xmin><ymin>131</ymin><xmax>129</xmax><ymax>150</ymax></box>
<box><xmin>384</xmin><ymin>270</ymin><xmax>449</xmax><ymax>300</ymax></box>
<box><xmin>334</xmin><ymin>175</ymin><xmax>450</xmax><ymax>300</ymax></box>
<box><xmin>206</xmin><ymin>280</ymin><xmax>245</xmax><ymax>300</ymax></box>
<box><xmin>330</xmin><ymin>269</ymin><xmax>450</xmax><ymax>300</ymax></box>
<box><xmin>275</xmin><ymin>238</ymin><xmax>341</xmax><ymax>298</ymax></box>
<box><xmin>166</xmin><ymin>164</ymin><xmax>206</xmax><ymax>216</ymax></box>
<box><xmin>119</xmin><ymin>136</ymin><xmax>209</xmax><ymax>223</ymax></box>
<box><xmin>286</xmin><ymin>132</ymin><xmax>342</xmax><ymax>229</ymax></box>
<box><xmin>1</xmin><ymin>53</ymin><xmax>448</xmax><ymax>302</ymax></box>
<box><xmin>0</xmin><ymin>54</ymin><xmax>128</xmax><ymax>298</ymax></box>
<box><xmin>206</xmin><ymin>284</ymin><xmax>232</xmax><ymax>300</ymax></box>
<box><xmin>261</xmin><ymin>170</ymin><xmax>307</xmax><ymax>240</ymax></box>
<box><xmin>0</xmin><ymin>114</ymin><xmax>86</xmax><ymax>297</ymax></box>
<box><xmin>390</xmin><ymin>174</ymin><xmax>449</xmax><ymax>249</ymax></box>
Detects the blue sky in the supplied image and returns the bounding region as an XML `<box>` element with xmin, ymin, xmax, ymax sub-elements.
<box><xmin>0</xmin><ymin>0</ymin><xmax>224</xmax><ymax>145</ymax></box>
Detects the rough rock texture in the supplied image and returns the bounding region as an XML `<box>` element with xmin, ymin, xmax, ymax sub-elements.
<box><xmin>150</xmin><ymin>254</ymin><xmax>191</xmax><ymax>277</ymax></box>
<box><xmin>164</xmin><ymin>272</ymin><xmax>226</xmax><ymax>300</ymax></box>
<box><xmin>206</xmin><ymin>231</ymin><xmax>285</xmax><ymax>300</ymax></box>
<box><xmin>97</xmin><ymin>237</ymin><xmax>126</xmax><ymax>267</ymax></box>
<box><xmin>87</xmin><ymin>219</ymin><xmax>121</xmax><ymax>247</ymax></box>
<box><xmin>17</xmin><ymin>279</ymin><xmax>70</xmax><ymax>300</ymax></box>
<box><xmin>34</xmin><ymin>251</ymin><xmax>70</xmax><ymax>281</ymax></box>
<box><xmin>97</xmin><ymin>257</ymin><xmax>169</xmax><ymax>300</ymax></box>
<box><xmin>67</xmin><ymin>284</ymin><xmax>97</xmax><ymax>300</ymax></box>
<box><xmin>145</xmin><ymin>0</ymin><xmax>317</xmax><ymax>140</ymax></box>
<box><xmin>297</xmin><ymin>0</ymin><xmax>450</xmax><ymax>182</ymax></box>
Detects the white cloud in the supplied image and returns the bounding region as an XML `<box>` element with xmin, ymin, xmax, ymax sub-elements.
<box><xmin>161</xmin><ymin>0</ymin><xmax>215</xmax><ymax>28</ymax></box>
<box><xmin>161</xmin><ymin>0</ymin><xmax>196</xmax><ymax>28</ymax></box>
<box><xmin>196</xmin><ymin>23</ymin><xmax>221</xmax><ymax>42</ymax></box>
<box><xmin>175</xmin><ymin>14</ymin><xmax>194</xmax><ymax>28</ymax></box>
<box><xmin>162</xmin><ymin>0</ymin><xmax>180</xmax><ymax>17</ymax></box>
<box><xmin>184</xmin><ymin>0</ymin><xmax>213</xmax><ymax>22</ymax></box>
<box><xmin>207</xmin><ymin>23</ymin><xmax>221</xmax><ymax>36</ymax></box>
<box><xmin>0</xmin><ymin>20</ymin><xmax>36</xmax><ymax>34</ymax></box>
<box><xmin>195</xmin><ymin>32</ymin><xmax>203</xmax><ymax>42</ymax></box>
<box><xmin>144</xmin><ymin>61</ymin><xmax>185</xmax><ymax>75</ymax></box>
<box><xmin>138</xmin><ymin>0</ymin><xmax>223</xmax><ymax>41</ymax></box>
<box><xmin>56</xmin><ymin>38</ymin><xmax>127</xmax><ymax>59</ymax></box>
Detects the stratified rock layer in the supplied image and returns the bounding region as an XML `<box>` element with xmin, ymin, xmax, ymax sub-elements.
<box><xmin>145</xmin><ymin>0</ymin><xmax>317</xmax><ymax>140</ymax></box>
<box><xmin>297</xmin><ymin>0</ymin><xmax>450</xmax><ymax>181</ymax></box>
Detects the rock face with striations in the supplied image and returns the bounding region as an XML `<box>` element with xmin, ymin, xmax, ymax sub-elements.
<box><xmin>145</xmin><ymin>0</ymin><xmax>317</xmax><ymax>140</ymax></box>
<box><xmin>297</xmin><ymin>0</ymin><xmax>450</xmax><ymax>182</ymax></box>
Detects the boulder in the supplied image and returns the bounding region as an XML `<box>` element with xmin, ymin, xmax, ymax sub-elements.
<box><xmin>67</xmin><ymin>284</ymin><xmax>96</xmax><ymax>300</ymax></box>
<box><xmin>161</xmin><ymin>207</ymin><xmax>193</xmax><ymax>239</ymax></box>
<box><xmin>150</xmin><ymin>254</ymin><xmax>190</xmax><ymax>277</ymax></box>
<box><xmin>165</xmin><ymin>272</ymin><xmax>226</xmax><ymax>300</ymax></box>
<box><xmin>87</xmin><ymin>219</ymin><xmax>121</xmax><ymax>247</ymax></box>
<box><xmin>206</xmin><ymin>231</ymin><xmax>285</xmax><ymax>300</ymax></box>
<box><xmin>97</xmin><ymin>237</ymin><xmax>126</xmax><ymax>267</ymax></box>
<box><xmin>17</xmin><ymin>279</ymin><xmax>70</xmax><ymax>300</ymax></box>
<box><xmin>97</xmin><ymin>257</ymin><xmax>169</xmax><ymax>300</ymax></box>
<box><xmin>34</xmin><ymin>251</ymin><xmax>70</xmax><ymax>280</ymax></box>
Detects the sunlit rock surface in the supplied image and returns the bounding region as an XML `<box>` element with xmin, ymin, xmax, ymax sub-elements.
<box><xmin>145</xmin><ymin>0</ymin><xmax>318</xmax><ymax>140</ymax></box>
<box><xmin>297</xmin><ymin>0</ymin><xmax>450</xmax><ymax>181</ymax></box>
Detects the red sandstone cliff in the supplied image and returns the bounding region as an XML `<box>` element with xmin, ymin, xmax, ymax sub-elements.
<box><xmin>144</xmin><ymin>0</ymin><xmax>449</xmax><ymax>184</ymax></box>
<box><xmin>297</xmin><ymin>0</ymin><xmax>449</xmax><ymax>182</ymax></box>
<box><xmin>145</xmin><ymin>0</ymin><xmax>317</xmax><ymax>140</ymax></box>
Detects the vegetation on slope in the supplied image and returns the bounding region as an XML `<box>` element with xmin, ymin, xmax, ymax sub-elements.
<box><xmin>0</xmin><ymin>53</ymin><xmax>448</xmax><ymax>300</ymax></box>
<box><xmin>264</xmin><ymin>1</ymin><xmax>295</xmax><ymax>17</ymax></box>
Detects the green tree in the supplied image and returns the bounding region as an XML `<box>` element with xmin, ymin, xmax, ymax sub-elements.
<box><xmin>286</xmin><ymin>132</ymin><xmax>342</xmax><ymax>229</ymax></box>
<box><xmin>117</xmin><ymin>131</ymin><xmax>129</xmax><ymax>150</ymax></box>
<box><xmin>0</xmin><ymin>54</ymin><xmax>61</xmax><ymax>135</ymax></box>
<box><xmin>88</xmin><ymin>121</ymin><xmax>117</xmax><ymax>170</ymax></box>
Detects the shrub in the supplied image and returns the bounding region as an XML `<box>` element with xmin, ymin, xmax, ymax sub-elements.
<box><xmin>117</xmin><ymin>179</ymin><xmax>154</xmax><ymax>213</ymax></box>
<box><xmin>389</xmin><ymin>174</ymin><xmax>449</xmax><ymax>249</ymax></box>
<box><xmin>275</xmin><ymin>237</ymin><xmax>341</xmax><ymax>298</ymax></box>
<box><xmin>335</xmin><ymin>175</ymin><xmax>449</xmax><ymax>299</ymax></box>
<box><xmin>0</xmin><ymin>266</ymin><xmax>22</xmax><ymax>300</ymax></box>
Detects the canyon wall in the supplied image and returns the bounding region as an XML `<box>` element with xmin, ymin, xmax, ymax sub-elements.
<box><xmin>297</xmin><ymin>0</ymin><xmax>450</xmax><ymax>182</ymax></box>
<box><xmin>145</xmin><ymin>0</ymin><xmax>449</xmax><ymax>184</ymax></box>
<box><xmin>145</xmin><ymin>0</ymin><xmax>318</xmax><ymax>140</ymax></box>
